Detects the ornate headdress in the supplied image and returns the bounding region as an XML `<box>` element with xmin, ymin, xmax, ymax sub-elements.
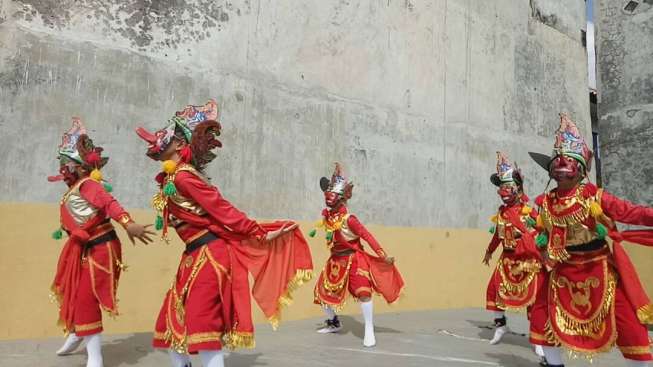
<box><xmin>49</xmin><ymin>117</ymin><xmax>109</xmax><ymax>184</ymax></box>
<box><xmin>136</xmin><ymin>99</ymin><xmax>221</xmax><ymax>168</ymax></box>
<box><xmin>490</xmin><ymin>151</ymin><xmax>523</xmax><ymax>188</ymax></box>
<box><xmin>320</xmin><ymin>162</ymin><xmax>354</xmax><ymax>199</ymax></box>
<box><xmin>529</xmin><ymin>113</ymin><xmax>593</xmax><ymax>173</ymax></box>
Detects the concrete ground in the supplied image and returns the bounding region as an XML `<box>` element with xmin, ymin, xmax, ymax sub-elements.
<box><xmin>0</xmin><ymin>308</ymin><xmax>649</xmax><ymax>367</ymax></box>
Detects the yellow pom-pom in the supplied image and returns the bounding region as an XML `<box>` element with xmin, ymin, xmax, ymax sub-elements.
<box><xmin>536</xmin><ymin>214</ymin><xmax>543</xmax><ymax>228</ymax></box>
<box><xmin>162</xmin><ymin>160</ymin><xmax>177</xmax><ymax>174</ymax></box>
<box><xmin>590</xmin><ymin>201</ymin><xmax>603</xmax><ymax>218</ymax></box>
<box><xmin>521</xmin><ymin>205</ymin><xmax>532</xmax><ymax>215</ymax></box>
<box><xmin>90</xmin><ymin>169</ymin><xmax>103</xmax><ymax>181</ymax></box>
<box><xmin>489</xmin><ymin>215</ymin><xmax>498</xmax><ymax>224</ymax></box>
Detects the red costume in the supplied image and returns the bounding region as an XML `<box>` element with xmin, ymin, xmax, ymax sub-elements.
<box><xmin>136</xmin><ymin>100</ymin><xmax>313</xmax><ymax>356</ymax></box>
<box><xmin>485</xmin><ymin>153</ymin><xmax>543</xmax><ymax>314</ymax></box>
<box><xmin>528</xmin><ymin>114</ymin><xmax>653</xmax><ymax>364</ymax></box>
<box><xmin>313</xmin><ymin>205</ymin><xmax>403</xmax><ymax>308</ymax></box>
<box><xmin>311</xmin><ymin>164</ymin><xmax>404</xmax><ymax>311</ymax></box>
<box><xmin>310</xmin><ymin>163</ymin><xmax>403</xmax><ymax>347</ymax></box>
<box><xmin>50</xmin><ymin>118</ymin><xmax>132</xmax><ymax>337</ymax></box>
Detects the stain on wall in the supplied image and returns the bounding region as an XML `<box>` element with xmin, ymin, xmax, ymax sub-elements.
<box><xmin>13</xmin><ymin>0</ymin><xmax>245</xmax><ymax>51</ymax></box>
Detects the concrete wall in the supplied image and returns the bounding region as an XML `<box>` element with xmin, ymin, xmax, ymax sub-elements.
<box><xmin>0</xmin><ymin>0</ymin><xmax>590</xmax><ymax>228</ymax></box>
<box><xmin>595</xmin><ymin>0</ymin><xmax>653</xmax><ymax>205</ymax></box>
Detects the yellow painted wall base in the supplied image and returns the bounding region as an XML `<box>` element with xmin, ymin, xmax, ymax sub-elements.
<box><xmin>1</xmin><ymin>203</ymin><xmax>652</xmax><ymax>340</ymax></box>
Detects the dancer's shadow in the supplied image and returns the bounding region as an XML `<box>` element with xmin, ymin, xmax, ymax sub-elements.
<box><xmin>337</xmin><ymin>315</ymin><xmax>401</xmax><ymax>339</ymax></box>
<box><xmin>466</xmin><ymin>319</ymin><xmax>531</xmax><ymax>349</ymax></box>
<box><xmin>226</xmin><ymin>352</ymin><xmax>266</xmax><ymax>367</ymax></box>
<box><xmin>485</xmin><ymin>352</ymin><xmax>540</xmax><ymax>367</ymax></box>
<box><xmin>103</xmin><ymin>332</ymin><xmax>152</xmax><ymax>366</ymax></box>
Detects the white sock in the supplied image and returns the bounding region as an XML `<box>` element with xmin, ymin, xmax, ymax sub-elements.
<box><xmin>57</xmin><ymin>333</ymin><xmax>83</xmax><ymax>355</ymax></box>
<box><xmin>625</xmin><ymin>360</ymin><xmax>650</xmax><ymax>367</ymax></box>
<box><xmin>542</xmin><ymin>346</ymin><xmax>563</xmax><ymax>365</ymax></box>
<box><xmin>168</xmin><ymin>349</ymin><xmax>192</xmax><ymax>367</ymax></box>
<box><xmin>84</xmin><ymin>333</ymin><xmax>103</xmax><ymax>367</ymax></box>
<box><xmin>534</xmin><ymin>344</ymin><xmax>545</xmax><ymax>357</ymax></box>
<box><xmin>323</xmin><ymin>306</ymin><xmax>336</xmax><ymax>319</ymax></box>
<box><xmin>493</xmin><ymin>311</ymin><xmax>505</xmax><ymax>319</ymax></box>
<box><xmin>361</xmin><ymin>300</ymin><xmax>376</xmax><ymax>347</ymax></box>
<box><xmin>199</xmin><ymin>350</ymin><xmax>225</xmax><ymax>367</ymax></box>
<box><xmin>361</xmin><ymin>300</ymin><xmax>374</xmax><ymax>329</ymax></box>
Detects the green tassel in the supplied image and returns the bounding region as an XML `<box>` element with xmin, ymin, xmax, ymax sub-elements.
<box><xmin>163</xmin><ymin>181</ymin><xmax>177</xmax><ymax>196</ymax></box>
<box><xmin>308</xmin><ymin>229</ymin><xmax>317</xmax><ymax>238</ymax></box>
<box><xmin>488</xmin><ymin>226</ymin><xmax>496</xmax><ymax>234</ymax></box>
<box><xmin>596</xmin><ymin>223</ymin><xmax>608</xmax><ymax>240</ymax></box>
<box><xmin>52</xmin><ymin>228</ymin><xmax>63</xmax><ymax>240</ymax></box>
<box><xmin>535</xmin><ymin>232</ymin><xmax>548</xmax><ymax>249</ymax></box>
<box><xmin>526</xmin><ymin>217</ymin><xmax>537</xmax><ymax>228</ymax></box>
<box><xmin>103</xmin><ymin>182</ymin><xmax>113</xmax><ymax>192</ymax></box>
<box><xmin>155</xmin><ymin>215</ymin><xmax>164</xmax><ymax>231</ymax></box>
<box><xmin>326</xmin><ymin>231</ymin><xmax>333</xmax><ymax>242</ymax></box>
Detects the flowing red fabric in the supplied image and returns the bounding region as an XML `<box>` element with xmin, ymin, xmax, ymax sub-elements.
<box><xmin>236</xmin><ymin>222</ymin><xmax>314</xmax><ymax>329</ymax></box>
<box><xmin>51</xmin><ymin>204</ymin><xmax>102</xmax><ymax>332</ymax></box>
<box><xmin>610</xmin><ymin>229</ymin><xmax>653</xmax><ymax>323</ymax></box>
<box><xmin>364</xmin><ymin>253</ymin><xmax>404</xmax><ymax>304</ymax></box>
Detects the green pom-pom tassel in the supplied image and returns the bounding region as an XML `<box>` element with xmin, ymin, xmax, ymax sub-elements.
<box><xmin>326</xmin><ymin>231</ymin><xmax>333</xmax><ymax>242</ymax></box>
<box><xmin>52</xmin><ymin>228</ymin><xmax>63</xmax><ymax>240</ymax></box>
<box><xmin>596</xmin><ymin>223</ymin><xmax>608</xmax><ymax>240</ymax></box>
<box><xmin>488</xmin><ymin>226</ymin><xmax>496</xmax><ymax>234</ymax></box>
<box><xmin>163</xmin><ymin>181</ymin><xmax>177</xmax><ymax>196</ymax></box>
<box><xmin>535</xmin><ymin>233</ymin><xmax>548</xmax><ymax>249</ymax></box>
<box><xmin>308</xmin><ymin>229</ymin><xmax>317</xmax><ymax>238</ymax></box>
<box><xmin>526</xmin><ymin>217</ymin><xmax>537</xmax><ymax>228</ymax></box>
<box><xmin>155</xmin><ymin>215</ymin><xmax>164</xmax><ymax>231</ymax></box>
<box><xmin>103</xmin><ymin>182</ymin><xmax>113</xmax><ymax>192</ymax></box>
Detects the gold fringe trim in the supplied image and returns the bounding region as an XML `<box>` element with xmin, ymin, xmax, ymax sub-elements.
<box><xmin>636</xmin><ymin>304</ymin><xmax>653</xmax><ymax>324</ymax></box>
<box><xmin>497</xmin><ymin>259</ymin><xmax>540</xmax><ymax>296</ymax></box>
<box><xmin>552</xmin><ymin>275</ymin><xmax>616</xmax><ymax>338</ymax></box>
<box><xmin>268</xmin><ymin>269</ymin><xmax>313</xmax><ymax>330</ymax></box>
<box><xmin>224</xmin><ymin>331</ymin><xmax>255</xmax><ymax>350</ymax></box>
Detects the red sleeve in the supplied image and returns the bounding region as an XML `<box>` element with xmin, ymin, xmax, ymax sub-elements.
<box><xmin>486</xmin><ymin>231</ymin><xmax>501</xmax><ymax>254</ymax></box>
<box><xmin>347</xmin><ymin>215</ymin><xmax>386</xmax><ymax>257</ymax></box>
<box><xmin>79</xmin><ymin>180</ymin><xmax>132</xmax><ymax>227</ymax></box>
<box><xmin>175</xmin><ymin>171</ymin><xmax>267</xmax><ymax>239</ymax></box>
<box><xmin>601</xmin><ymin>191</ymin><xmax>653</xmax><ymax>227</ymax></box>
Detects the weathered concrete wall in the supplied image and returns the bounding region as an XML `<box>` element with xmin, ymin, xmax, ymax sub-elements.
<box><xmin>0</xmin><ymin>0</ymin><xmax>590</xmax><ymax>228</ymax></box>
<box><xmin>595</xmin><ymin>0</ymin><xmax>653</xmax><ymax>205</ymax></box>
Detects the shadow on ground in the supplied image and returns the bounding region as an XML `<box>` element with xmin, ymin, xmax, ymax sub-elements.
<box><xmin>485</xmin><ymin>352</ymin><xmax>541</xmax><ymax>367</ymax></box>
<box><xmin>103</xmin><ymin>333</ymin><xmax>153</xmax><ymax>366</ymax></box>
<box><xmin>326</xmin><ymin>315</ymin><xmax>402</xmax><ymax>340</ymax></box>
<box><xmin>466</xmin><ymin>319</ymin><xmax>531</xmax><ymax>349</ymax></box>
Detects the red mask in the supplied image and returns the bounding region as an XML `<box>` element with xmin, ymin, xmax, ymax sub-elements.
<box><xmin>497</xmin><ymin>184</ymin><xmax>519</xmax><ymax>205</ymax></box>
<box><xmin>59</xmin><ymin>163</ymin><xmax>80</xmax><ymax>187</ymax></box>
<box><xmin>550</xmin><ymin>155</ymin><xmax>581</xmax><ymax>182</ymax></box>
<box><xmin>324</xmin><ymin>191</ymin><xmax>342</xmax><ymax>208</ymax></box>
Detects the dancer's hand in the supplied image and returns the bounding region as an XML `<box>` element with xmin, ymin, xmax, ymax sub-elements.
<box><xmin>126</xmin><ymin>223</ymin><xmax>156</xmax><ymax>245</ymax></box>
<box><xmin>265</xmin><ymin>222</ymin><xmax>299</xmax><ymax>242</ymax></box>
<box><xmin>384</xmin><ymin>256</ymin><xmax>395</xmax><ymax>265</ymax></box>
<box><xmin>482</xmin><ymin>252</ymin><xmax>492</xmax><ymax>266</ymax></box>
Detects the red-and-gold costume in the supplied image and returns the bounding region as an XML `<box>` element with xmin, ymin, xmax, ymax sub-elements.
<box><xmin>486</xmin><ymin>201</ymin><xmax>543</xmax><ymax>312</ymax></box>
<box><xmin>528</xmin><ymin>113</ymin><xmax>653</xmax><ymax>362</ymax></box>
<box><xmin>313</xmin><ymin>205</ymin><xmax>403</xmax><ymax>309</ymax></box>
<box><xmin>138</xmin><ymin>100</ymin><xmax>313</xmax><ymax>354</ymax></box>
<box><xmin>50</xmin><ymin>119</ymin><xmax>133</xmax><ymax>336</ymax></box>
<box><xmin>529</xmin><ymin>183</ymin><xmax>653</xmax><ymax>360</ymax></box>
